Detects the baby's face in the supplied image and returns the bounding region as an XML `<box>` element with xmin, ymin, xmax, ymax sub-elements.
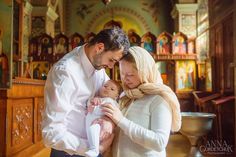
<box><xmin>99</xmin><ymin>81</ymin><xmax>119</xmax><ymax>99</ymax></box>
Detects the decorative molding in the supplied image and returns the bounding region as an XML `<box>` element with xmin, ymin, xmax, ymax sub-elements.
<box><xmin>24</xmin><ymin>1</ymin><xmax>33</xmax><ymax>15</ymax></box>
<box><xmin>47</xmin><ymin>6</ymin><xmax>59</xmax><ymax>21</ymax></box>
<box><xmin>48</xmin><ymin>0</ymin><xmax>59</xmax><ymax>10</ymax></box>
<box><xmin>171</xmin><ymin>6</ymin><xmax>178</xmax><ymax>19</ymax></box>
<box><xmin>154</xmin><ymin>54</ymin><xmax>197</xmax><ymax>61</ymax></box>
<box><xmin>172</xmin><ymin>3</ymin><xmax>198</xmax><ymax>37</ymax></box>
<box><xmin>32</xmin><ymin>6</ymin><xmax>58</xmax><ymax>21</ymax></box>
<box><xmin>176</xmin><ymin>4</ymin><xmax>199</xmax><ymax>13</ymax></box>
<box><xmin>13</xmin><ymin>77</ymin><xmax>45</xmax><ymax>86</ymax></box>
<box><xmin>37</xmin><ymin>98</ymin><xmax>44</xmax><ymax>141</ymax></box>
<box><xmin>172</xmin><ymin>4</ymin><xmax>198</xmax><ymax>20</ymax></box>
<box><xmin>32</xmin><ymin>6</ymin><xmax>47</xmax><ymax>16</ymax></box>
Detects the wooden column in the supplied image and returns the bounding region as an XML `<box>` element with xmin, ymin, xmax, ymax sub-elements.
<box><xmin>171</xmin><ymin>3</ymin><xmax>198</xmax><ymax>38</ymax></box>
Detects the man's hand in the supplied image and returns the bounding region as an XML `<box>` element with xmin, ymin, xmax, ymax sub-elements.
<box><xmin>87</xmin><ymin>104</ymin><xmax>95</xmax><ymax>113</ymax></box>
<box><xmin>91</xmin><ymin>97</ymin><xmax>101</xmax><ymax>105</ymax></box>
<box><xmin>87</xmin><ymin>97</ymin><xmax>101</xmax><ymax>113</ymax></box>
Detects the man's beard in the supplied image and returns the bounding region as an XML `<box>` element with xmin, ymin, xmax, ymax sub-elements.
<box><xmin>93</xmin><ymin>53</ymin><xmax>106</xmax><ymax>70</ymax></box>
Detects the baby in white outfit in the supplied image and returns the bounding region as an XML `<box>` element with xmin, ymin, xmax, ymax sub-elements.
<box><xmin>85</xmin><ymin>80</ymin><xmax>122</xmax><ymax>157</ymax></box>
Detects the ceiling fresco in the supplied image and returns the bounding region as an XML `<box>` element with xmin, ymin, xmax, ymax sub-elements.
<box><xmin>65</xmin><ymin>0</ymin><xmax>174</xmax><ymax>36</ymax></box>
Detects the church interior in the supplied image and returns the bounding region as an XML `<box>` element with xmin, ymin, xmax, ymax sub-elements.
<box><xmin>0</xmin><ymin>0</ymin><xmax>235</xmax><ymax>156</ymax></box>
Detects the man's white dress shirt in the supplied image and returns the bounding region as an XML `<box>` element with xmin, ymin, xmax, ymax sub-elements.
<box><xmin>42</xmin><ymin>46</ymin><xmax>109</xmax><ymax>155</ymax></box>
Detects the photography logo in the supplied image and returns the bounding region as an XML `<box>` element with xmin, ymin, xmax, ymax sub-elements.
<box><xmin>199</xmin><ymin>140</ymin><xmax>233</xmax><ymax>155</ymax></box>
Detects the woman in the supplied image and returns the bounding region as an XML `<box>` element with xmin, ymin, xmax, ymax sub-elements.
<box><xmin>102</xmin><ymin>46</ymin><xmax>181</xmax><ymax>157</ymax></box>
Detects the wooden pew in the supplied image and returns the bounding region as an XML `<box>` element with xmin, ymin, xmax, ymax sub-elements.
<box><xmin>192</xmin><ymin>91</ymin><xmax>221</xmax><ymax>112</ymax></box>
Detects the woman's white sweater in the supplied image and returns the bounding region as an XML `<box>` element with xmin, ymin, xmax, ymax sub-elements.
<box><xmin>112</xmin><ymin>95</ymin><xmax>172</xmax><ymax>157</ymax></box>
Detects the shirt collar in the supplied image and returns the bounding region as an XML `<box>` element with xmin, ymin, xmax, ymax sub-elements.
<box><xmin>79</xmin><ymin>45</ymin><xmax>96</xmax><ymax>78</ymax></box>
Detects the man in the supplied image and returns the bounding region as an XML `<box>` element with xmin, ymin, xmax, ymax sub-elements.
<box><xmin>42</xmin><ymin>28</ymin><xmax>130</xmax><ymax>157</ymax></box>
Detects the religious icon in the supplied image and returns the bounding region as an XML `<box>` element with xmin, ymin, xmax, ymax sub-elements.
<box><xmin>42</xmin><ymin>38</ymin><xmax>51</xmax><ymax>54</ymax></box>
<box><xmin>54</xmin><ymin>38</ymin><xmax>67</xmax><ymax>55</ymax></box>
<box><xmin>70</xmin><ymin>33</ymin><xmax>84</xmax><ymax>50</ymax></box>
<box><xmin>31</xmin><ymin>61</ymin><xmax>50</xmax><ymax>80</ymax></box>
<box><xmin>40</xmin><ymin>38</ymin><xmax>52</xmax><ymax>60</ymax></box>
<box><xmin>144</xmin><ymin>36</ymin><xmax>154</xmax><ymax>53</ymax></box>
<box><xmin>54</xmin><ymin>33</ymin><xmax>69</xmax><ymax>61</ymax></box>
<box><xmin>172</xmin><ymin>32</ymin><xmax>187</xmax><ymax>54</ymax></box>
<box><xmin>128</xmin><ymin>30</ymin><xmax>141</xmax><ymax>46</ymax></box>
<box><xmin>176</xmin><ymin>61</ymin><xmax>196</xmax><ymax>92</ymax></box>
<box><xmin>38</xmin><ymin>34</ymin><xmax>53</xmax><ymax>61</ymax></box>
<box><xmin>157</xmin><ymin>32</ymin><xmax>172</xmax><ymax>54</ymax></box>
<box><xmin>141</xmin><ymin>32</ymin><xmax>156</xmax><ymax>54</ymax></box>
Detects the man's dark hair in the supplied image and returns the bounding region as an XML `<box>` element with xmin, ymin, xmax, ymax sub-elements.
<box><xmin>88</xmin><ymin>27</ymin><xmax>130</xmax><ymax>55</ymax></box>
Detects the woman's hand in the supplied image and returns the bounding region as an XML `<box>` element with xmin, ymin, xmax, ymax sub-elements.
<box><xmin>92</xmin><ymin>117</ymin><xmax>115</xmax><ymax>140</ymax></box>
<box><xmin>101</xmin><ymin>103</ymin><xmax>124</xmax><ymax>124</ymax></box>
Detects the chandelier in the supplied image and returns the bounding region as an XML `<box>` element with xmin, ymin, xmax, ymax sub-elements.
<box><xmin>102</xmin><ymin>0</ymin><xmax>111</xmax><ymax>6</ymax></box>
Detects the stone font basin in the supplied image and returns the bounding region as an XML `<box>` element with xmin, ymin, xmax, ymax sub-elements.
<box><xmin>180</xmin><ymin>112</ymin><xmax>216</xmax><ymax>157</ymax></box>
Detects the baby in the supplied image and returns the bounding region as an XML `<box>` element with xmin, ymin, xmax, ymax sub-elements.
<box><xmin>85</xmin><ymin>80</ymin><xmax>122</xmax><ymax>157</ymax></box>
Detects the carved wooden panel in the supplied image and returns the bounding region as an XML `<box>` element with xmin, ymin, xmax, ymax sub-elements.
<box><xmin>36</xmin><ymin>97</ymin><xmax>44</xmax><ymax>141</ymax></box>
<box><xmin>10</xmin><ymin>99</ymin><xmax>33</xmax><ymax>153</ymax></box>
<box><xmin>2</xmin><ymin>78</ymin><xmax>45</xmax><ymax>156</ymax></box>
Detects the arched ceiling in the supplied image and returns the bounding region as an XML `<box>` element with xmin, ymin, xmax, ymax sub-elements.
<box><xmin>65</xmin><ymin>0</ymin><xmax>174</xmax><ymax>36</ymax></box>
<box><xmin>86</xmin><ymin>7</ymin><xmax>150</xmax><ymax>36</ymax></box>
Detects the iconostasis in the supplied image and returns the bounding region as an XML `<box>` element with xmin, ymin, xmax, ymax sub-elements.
<box><xmin>28</xmin><ymin>29</ymin><xmax>200</xmax><ymax>94</ymax></box>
